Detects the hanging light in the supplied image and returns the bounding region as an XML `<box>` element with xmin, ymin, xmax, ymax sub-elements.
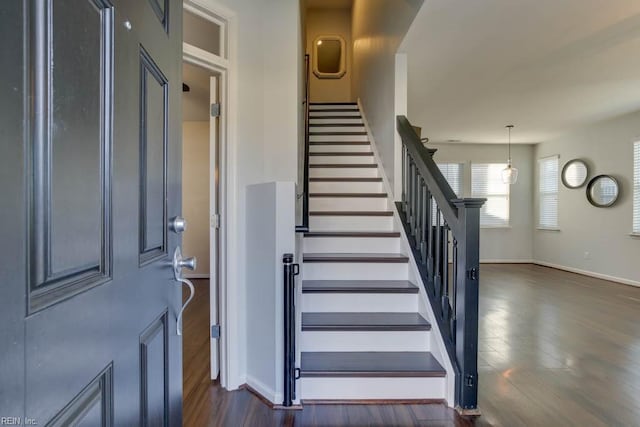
<box><xmin>502</xmin><ymin>125</ymin><xmax>519</xmax><ymax>184</ymax></box>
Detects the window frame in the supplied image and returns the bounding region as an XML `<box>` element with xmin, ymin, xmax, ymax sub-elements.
<box><xmin>537</xmin><ymin>155</ymin><xmax>560</xmax><ymax>231</ymax></box>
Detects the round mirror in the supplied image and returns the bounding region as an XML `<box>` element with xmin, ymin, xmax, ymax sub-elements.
<box><xmin>586</xmin><ymin>175</ymin><xmax>619</xmax><ymax>207</ymax></box>
<box><xmin>561</xmin><ymin>159</ymin><xmax>588</xmax><ymax>188</ymax></box>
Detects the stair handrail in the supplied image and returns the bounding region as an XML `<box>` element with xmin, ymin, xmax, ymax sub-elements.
<box><xmin>397</xmin><ymin>115</ymin><xmax>485</xmax><ymax>413</ymax></box>
<box><xmin>296</xmin><ymin>54</ymin><xmax>311</xmax><ymax>232</ymax></box>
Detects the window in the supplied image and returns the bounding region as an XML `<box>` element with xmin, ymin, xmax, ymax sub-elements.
<box><xmin>634</xmin><ymin>142</ymin><xmax>640</xmax><ymax>234</ymax></box>
<box><xmin>437</xmin><ymin>163</ymin><xmax>463</xmax><ymax>196</ymax></box>
<box><xmin>433</xmin><ymin>163</ymin><xmax>463</xmax><ymax>223</ymax></box>
<box><xmin>472</xmin><ymin>163</ymin><xmax>510</xmax><ymax>227</ymax></box>
<box><xmin>538</xmin><ymin>155</ymin><xmax>559</xmax><ymax>229</ymax></box>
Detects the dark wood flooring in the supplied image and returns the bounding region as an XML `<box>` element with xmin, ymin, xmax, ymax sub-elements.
<box><xmin>183</xmin><ymin>265</ymin><xmax>640</xmax><ymax>426</ymax></box>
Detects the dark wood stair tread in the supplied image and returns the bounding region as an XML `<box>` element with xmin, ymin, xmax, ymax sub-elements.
<box><xmin>300</xmin><ymin>352</ymin><xmax>445</xmax><ymax>378</ymax></box>
<box><xmin>302</xmin><ymin>313</ymin><xmax>431</xmax><ymax>332</ymax></box>
<box><xmin>303</xmin><ymin>253</ymin><xmax>409</xmax><ymax>263</ymax></box>
<box><xmin>309</xmin><ymin>141</ymin><xmax>369</xmax><ymax>145</ymax></box>
<box><xmin>310</xmin><ymin>131</ymin><xmax>368</xmax><ymax>136</ymax></box>
<box><xmin>309</xmin><ymin>193</ymin><xmax>387</xmax><ymax>198</ymax></box>
<box><xmin>309</xmin><ymin>115</ymin><xmax>363</xmax><ymax>120</ymax></box>
<box><xmin>309</xmin><ymin>109</ymin><xmax>361</xmax><ymax>113</ymax></box>
<box><xmin>310</xmin><ymin>164</ymin><xmax>377</xmax><ymax>168</ymax></box>
<box><xmin>310</xmin><ymin>152</ymin><xmax>373</xmax><ymax>156</ymax></box>
<box><xmin>304</xmin><ymin>231</ymin><xmax>400</xmax><ymax>238</ymax></box>
<box><xmin>302</xmin><ymin>280</ymin><xmax>419</xmax><ymax>294</ymax></box>
<box><xmin>310</xmin><ymin>102</ymin><xmax>358</xmax><ymax>106</ymax></box>
<box><xmin>310</xmin><ymin>177</ymin><xmax>382</xmax><ymax>182</ymax></box>
<box><xmin>310</xmin><ymin>123</ymin><xmax>364</xmax><ymax>127</ymax></box>
<box><xmin>309</xmin><ymin>211</ymin><xmax>394</xmax><ymax>216</ymax></box>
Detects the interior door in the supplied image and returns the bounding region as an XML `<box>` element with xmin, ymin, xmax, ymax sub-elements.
<box><xmin>209</xmin><ymin>75</ymin><xmax>220</xmax><ymax>380</ymax></box>
<box><xmin>0</xmin><ymin>0</ymin><xmax>184</xmax><ymax>425</ymax></box>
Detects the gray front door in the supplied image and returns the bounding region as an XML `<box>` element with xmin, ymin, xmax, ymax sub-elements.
<box><xmin>0</xmin><ymin>0</ymin><xmax>183</xmax><ymax>425</ymax></box>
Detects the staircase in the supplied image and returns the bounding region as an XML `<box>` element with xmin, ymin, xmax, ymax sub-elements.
<box><xmin>298</xmin><ymin>102</ymin><xmax>447</xmax><ymax>401</ymax></box>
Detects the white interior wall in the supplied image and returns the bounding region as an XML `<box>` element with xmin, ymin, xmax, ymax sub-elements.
<box><xmin>204</xmin><ymin>0</ymin><xmax>300</xmax><ymax>390</ymax></box>
<box><xmin>534</xmin><ymin>110</ymin><xmax>640</xmax><ymax>285</ymax></box>
<box><xmin>306</xmin><ymin>8</ymin><xmax>353</xmax><ymax>103</ymax></box>
<box><xmin>245</xmin><ymin>182</ymin><xmax>296</xmax><ymax>403</ymax></box>
<box><xmin>351</xmin><ymin>0</ymin><xmax>424</xmax><ymax>197</ymax></box>
<box><xmin>429</xmin><ymin>143</ymin><xmax>535</xmax><ymax>262</ymax></box>
<box><xmin>182</xmin><ymin>121</ymin><xmax>211</xmax><ymax>276</ymax></box>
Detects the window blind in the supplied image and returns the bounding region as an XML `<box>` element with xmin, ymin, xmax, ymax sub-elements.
<box><xmin>634</xmin><ymin>142</ymin><xmax>640</xmax><ymax>234</ymax></box>
<box><xmin>433</xmin><ymin>163</ymin><xmax>463</xmax><ymax>224</ymax></box>
<box><xmin>471</xmin><ymin>163</ymin><xmax>510</xmax><ymax>227</ymax></box>
<box><xmin>538</xmin><ymin>155</ymin><xmax>559</xmax><ymax>229</ymax></box>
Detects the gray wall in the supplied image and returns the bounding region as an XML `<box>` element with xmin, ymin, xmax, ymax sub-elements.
<box><xmin>351</xmin><ymin>0</ymin><xmax>423</xmax><ymax>193</ymax></box>
<box><xmin>430</xmin><ymin>143</ymin><xmax>535</xmax><ymax>262</ymax></box>
<box><xmin>534</xmin><ymin>110</ymin><xmax>640</xmax><ymax>284</ymax></box>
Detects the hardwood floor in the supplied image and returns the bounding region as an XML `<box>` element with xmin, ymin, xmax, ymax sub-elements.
<box><xmin>183</xmin><ymin>265</ymin><xmax>640</xmax><ymax>426</ymax></box>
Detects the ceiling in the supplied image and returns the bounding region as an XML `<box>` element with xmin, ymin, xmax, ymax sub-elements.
<box><xmin>306</xmin><ymin>0</ymin><xmax>352</xmax><ymax>10</ymax></box>
<box><xmin>400</xmin><ymin>0</ymin><xmax>640</xmax><ymax>144</ymax></box>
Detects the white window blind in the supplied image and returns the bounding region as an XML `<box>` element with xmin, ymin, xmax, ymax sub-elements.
<box><xmin>433</xmin><ymin>163</ymin><xmax>463</xmax><ymax>224</ymax></box>
<box><xmin>471</xmin><ymin>163</ymin><xmax>510</xmax><ymax>227</ymax></box>
<box><xmin>538</xmin><ymin>155</ymin><xmax>559</xmax><ymax>229</ymax></box>
<box><xmin>634</xmin><ymin>142</ymin><xmax>640</xmax><ymax>234</ymax></box>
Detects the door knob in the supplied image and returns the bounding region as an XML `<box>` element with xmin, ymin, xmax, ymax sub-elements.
<box><xmin>172</xmin><ymin>247</ymin><xmax>197</xmax><ymax>280</ymax></box>
<box><xmin>169</xmin><ymin>216</ymin><xmax>187</xmax><ymax>233</ymax></box>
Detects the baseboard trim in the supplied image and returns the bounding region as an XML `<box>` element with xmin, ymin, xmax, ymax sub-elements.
<box><xmin>184</xmin><ymin>273</ymin><xmax>210</xmax><ymax>279</ymax></box>
<box><xmin>481</xmin><ymin>259</ymin><xmax>535</xmax><ymax>264</ymax></box>
<box><xmin>302</xmin><ymin>398</ymin><xmax>446</xmax><ymax>405</ymax></box>
<box><xmin>243</xmin><ymin>376</ymin><xmax>284</xmax><ymax>407</ymax></box>
<box><xmin>532</xmin><ymin>261</ymin><xmax>640</xmax><ymax>288</ymax></box>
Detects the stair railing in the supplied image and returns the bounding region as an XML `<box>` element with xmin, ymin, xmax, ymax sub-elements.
<box><xmin>396</xmin><ymin>115</ymin><xmax>485</xmax><ymax>413</ymax></box>
<box><xmin>296</xmin><ymin>54</ymin><xmax>311</xmax><ymax>232</ymax></box>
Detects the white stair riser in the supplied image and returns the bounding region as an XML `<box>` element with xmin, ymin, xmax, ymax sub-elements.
<box><xmin>310</xmin><ymin>197</ymin><xmax>387</xmax><ymax>211</ymax></box>
<box><xmin>309</xmin><ymin>126</ymin><xmax>366</xmax><ymax>133</ymax></box>
<box><xmin>302</xmin><ymin>293</ymin><xmax>417</xmax><ymax>312</ymax></box>
<box><xmin>309</xmin><ymin>216</ymin><xmax>394</xmax><ymax>231</ymax></box>
<box><xmin>310</xmin><ymin>111</ymin><xmax>361</xmax><ymax>117</ymax></box>
<box><xmin>310</xmin><ymin>118</ymin><xmax>363</xmax><ymax>125</ymax></box>
<box><xmin>310</xmin><ymin>144</ymin><xmax>371</xmax><ymax>153</ymax></box>
<box><xmin>303</xmin><ymin>237</ymin><xmax>400</xmax><ymax>253</ymax></box>
<box><xmin>303</xmin><ymin>262</ymin><xmax>408</xmax><ymax>281</ymax></box>
<box><xmin>309</xmin><ymin>181</ymin><xmax>383</xmax><ymax>193</ymax></box>
<box><xmin>310</xmin><ymin>135</ymin><xmax>369</xmax><ymax>142</ymax></box>
<box><xmin>300</xmin><ymin>331</ymin><xmax>429</xmax><ymax>352</ymax></box>
<box><xmin>310</xmin><ymin>105</ymin><xmax>359</xmax><ymax>111</ymax></box>
<box><xmin>309</xmin><ymin>155</ymin><xmax>375</xmax><ymax>165</ymax></box>
<box><xmin>310</xmin><ymin>167</ymin><xmax>378</xmax><ymax>178</ymax></box>
<box><xmin>300</xmin><ymin>377</ymin><xmax>446</xmax><ymax>400</ymax></box>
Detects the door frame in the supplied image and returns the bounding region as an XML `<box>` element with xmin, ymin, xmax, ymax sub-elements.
<box><xmin>182</xmin><ymin>0</ymin><xmax>237</xmax><ymax>390</ymax></box>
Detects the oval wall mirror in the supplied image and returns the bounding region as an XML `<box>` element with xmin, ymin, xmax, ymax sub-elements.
<box><xmin>313</xmin><ymin>35</ymin><xmax>346</xmax><ymax>79</ymax></box>
<box><xmin>561</xmin><ymin>159</ymin><xmax>588</xmax><ymax>188</ymax></box>
<box><xmin>586</xmin><ymin>175</ymin><xmax>619</xmax><ymax>207</ymax></box>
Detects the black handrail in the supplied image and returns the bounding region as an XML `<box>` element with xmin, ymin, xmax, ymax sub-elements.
<box><xmin>283</xmin><ymin>253</ymin><xmax>299</xmax><ymax>406</ymax></box>
<box><xmin>396</xmin><ymin>115</ymin><xmax>485</xmax><ymax>413</ymax></box>
<box><xmin>296</xmin><ymin>54</ymin><xmax>311</xmax><ymax>232</ymax></box>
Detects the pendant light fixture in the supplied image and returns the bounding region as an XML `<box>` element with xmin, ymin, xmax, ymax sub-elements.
<box><xmin>502</xmin><ymin>125</ymin><xmax>519</xmax><ymax>184</ymax></box>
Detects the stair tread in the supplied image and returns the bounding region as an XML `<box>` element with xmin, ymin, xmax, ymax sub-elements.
<box><xmin>309</xmin><ymin>109</ymin><xmax>361</xmax><ymax>113</ymax></box>
<box><xmin>311</xmin><ymin>131</ymin><xmax>368</xmax><ymax>135</ymax></box>
<box><xmin>304</xmin><ymin>231</ymin><xmax>400</xmax><ymax>238</ymax></box>
<box><xmin>310</xmin><ymin>177</ymin><xmax>382</xmax><ymax>182</ymax></box>
<box><xmin>309</xmin><ymin>141</ymin><xmax>369</xmax><ymax>145</ymax></box>
<box><xmin>310</xmin><ymin>152</ymin><xmax>373</xmax><ymax>156</ymax></box>
<box><xmin>309</xmin><ymin>193</ymin><xmax>387</xmax><ymax>198</ymax></box>
<box><xmin>302</xmin><ymin>280</ymin><xmax>419</xmax><ymax>294</ymax></box>
<box><xmin>309</xmin><ymin>115</ymin><xmax>363</xmax><ymax>120</ymax></box>
<box><xmin>303</xmin><ymin>253</ymin><xmax>409</xmax><ymax>263</ymax></box>
<box><xmin>310</xmin><ymin>102</ymin><xmax>358</xmax><ymax>105</ymax></box>
<box><xmin>310</xmin><ymin>123</ymin><xmax>364</xmax><ymax>127</ymax></box>
<box><xmin>310</xmin><ymin>164</ymin><xmax>377</xmax><ymax>168</ymax></box>
<box><xmin>302</xmin><ymin>312</ymin><xmax>430</xmax><ymax>331</ymax></box>
<box><xmin>309</xmin><ymin>211</ymin><xmax>394</xmax><ymax>216</ymax></box>
<box><xmin>300</xmin><ymin>352</ymin><xmax>445</xmax><ymax>377</ymax></box>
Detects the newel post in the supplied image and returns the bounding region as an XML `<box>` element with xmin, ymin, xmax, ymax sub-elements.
<box><xmin>452</xmin><ymin>198</ymin><xmax>485</xmax><ymax>415</ymax></box>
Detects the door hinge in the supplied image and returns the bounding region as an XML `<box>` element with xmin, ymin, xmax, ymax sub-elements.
<box><xmin>211</xmin><ymin>214</ymin><xmax>220</xmax><ymax>229</ymax></box>
<box><xmin>210</xmin><ymin>103</ymin><xmax>221</xmax><ymax>117</ymax></box>
<box><xmin>211</xmin><ymin>324</ymin><xmax>221</xmax><ymax>339</ymax></box>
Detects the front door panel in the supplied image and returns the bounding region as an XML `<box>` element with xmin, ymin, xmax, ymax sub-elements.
<box><xmin>0</xmin><ymin>0</ymin><xmax>183</xmax><ymax>425</ymax></box>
